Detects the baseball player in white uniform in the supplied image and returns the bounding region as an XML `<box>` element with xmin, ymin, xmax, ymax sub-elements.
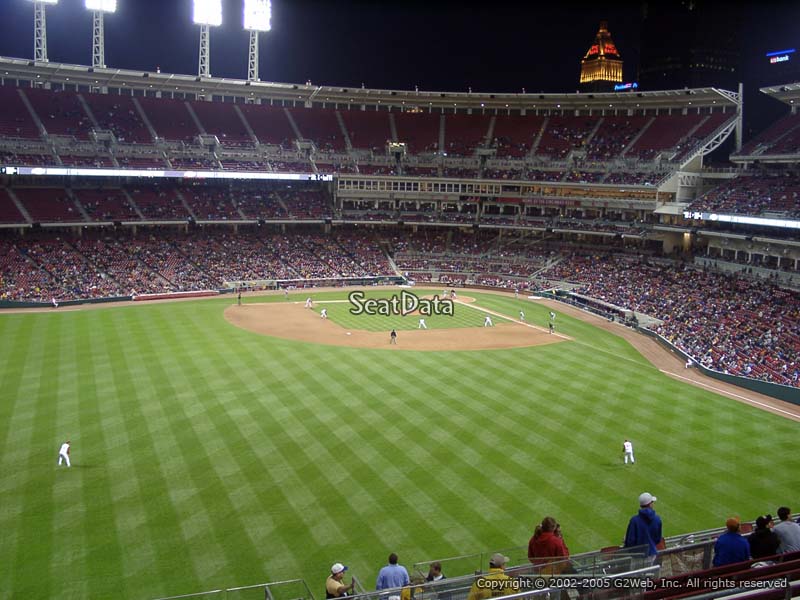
<box><xmin>519</xmin><ymin>310</ymin><xmax>525</xmax><ymax>322</ymax></box>
<box><xmin>418</xmin><ymin>318</ymin><xmax>428</xmax><ymax>329</ymax></box>
<box><xmin>305</xmin><ymin>297</ymin><xmax>313</xmax><ymax>309</ymax></box>
<box><xmin>484</xmin><ymin>314</ymin><xmax>493</xmax><ymax>327</ymax></box>
<box><xmin>320</xmin><ymin>308</ymin><xmax>328</xmax><ymax>319</ymax></box>
<box><xmin>58</xmin><ymin>440</ymin><xmax>71</xmax><ymax>467</ymax></box>
<box><xmin>623</xmin><ymin>439</ymin><xmax>635</xmax><ymax>464</ymax></box>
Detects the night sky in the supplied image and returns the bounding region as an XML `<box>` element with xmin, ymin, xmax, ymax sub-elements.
<box><xmin>0</xmin><ymin>0</ymin><xmax>798</xmax><ymax>94</ymax></box>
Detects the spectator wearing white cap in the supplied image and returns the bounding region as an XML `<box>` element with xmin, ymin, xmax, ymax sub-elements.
<box><xmin>326</xmin><ymin>563</ymin><xmax>354</xmax><ymax>598</ymax></box>
<box><xmin>467</xmin><ymin>553</ymin><xmax>515</xmax><ymax>600</ymax></box>
<box><xmin>624</xmin><ymin>492</ymin><xmax>663</xmax><ymax>559</ymax></box>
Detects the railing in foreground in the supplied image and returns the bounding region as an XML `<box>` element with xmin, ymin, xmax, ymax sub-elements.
<box><xmin>152</xmin><ymin>578</ymin><xmax>315</xmax><ymax>600</ymax></box>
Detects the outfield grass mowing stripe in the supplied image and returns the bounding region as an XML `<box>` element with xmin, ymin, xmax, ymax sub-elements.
<box><xmin>104</xmin><ymin>311</ymin><xmax>203</xmax><ymax>599</ymax></box>
<box><xmin>12</xmin><ymin>316</ymin><xmax>61</xmax><ymax>599</ymax></box>
<box><xmin>269</xmin><ymin>346</ymin><xmax>494</xmax><ymax>572</ymax></box>
<box><xmin>139</xmin><ymin>311</ymin><xmax>267</xmax><ymax>591</ymax></box>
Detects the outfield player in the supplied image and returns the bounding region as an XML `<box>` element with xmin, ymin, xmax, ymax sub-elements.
<box><xmin>519</xmin><ymin>310</ymin><xmax>525</xmax><ymax>322</ymax></box>
<box><xmin>623</xmin><ymin>439</ymin><xmax>635</xmax><ymax>464</ymax></box>
<box><xmin>514</xmin><ymin>289</ymin><xmax>519</xmax><ymax>300</ymax></box>
<box><xmin>390</xmin><ymin>329</ymin><xmax>397</xmax><ymax>344</ymax></box>
<box><xmin>549</xmin><ymin>311</ymin><xmax>556</xmax><ymax>322</ymax></box>
<box><xmin>320</xmin><ymin>308</ymin><xmax>328</xmax><ymax>319</ymax></box>
<box><xmin>418</xmin><ymin>318</ymin><xmax>427</xmax><ymax>329</ymax></box>
<box><xmin>51</xmin><ymin>297</ymin><xmax>59</xmax><ymax>309</ymax></box>
<box><xmin>57</xmin><ymin>440</ymin><xmax>71</xmax><ymax>467</ymax></box>
<box><xmin>484</xmin><ymin>314</ymin><xmax>493</xmax><ymax>327</ymax></box>
<box><xmin>548</xmin><ymin>322</ymin><xmax>554</xmax><ymax>334</ymax></box>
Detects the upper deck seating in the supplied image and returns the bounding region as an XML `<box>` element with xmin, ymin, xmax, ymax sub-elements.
<box><xmin>82</xmin><ymin>92</ymin><xmax>152</xmax><ymax>144</ymax></box>
<box><xmin>394</xmin><ymin>112</ymin><xmax>440</xmax><ymax>154</ymax></box>
<box><xmin>138</xmin><ymin>97</ymin><xmax>199</xmax><ymax>143</ymax></box>
<box><xmin>288</xmin><ymin>107</ymin><xmax>346</xmax><ymax>151</ymax></box>
<box><xmin>190</xmin><ymin>101</ymin><xmax>253</xmax><ymax>147</ymax></box>
<box><xmin>238</xmin><ymin>104</ymin><xmax>296</xmax><ymax>148</ymax></box>
<box><xmin>0</xmin><ymin>86</ymin><xmax>40</xmax><ymax>139</ymax></box>
<box><xmin>24</xmin><ymin>87</ymin><xmax>93</xmax><ymax>140</ymax></box>
<box><xmin>341</xmin><ymin>110</ymin><xmax>392</xmax><ymax>152</ymax></box>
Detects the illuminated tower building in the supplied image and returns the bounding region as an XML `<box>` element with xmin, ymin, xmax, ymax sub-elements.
<box><xmin>579</xmin><ymin>21</ymin><xmax>623</xmax><ymax>92</ymax></box>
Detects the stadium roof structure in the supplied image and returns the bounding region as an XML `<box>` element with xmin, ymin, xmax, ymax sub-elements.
<box><xmin>729</xmin><ymin>81</ymin><xmax>800</xmax><ymax>164</ymax></box>
<box><xmin>759</xmin><ymin>81</ymin><xmax>800</xmax><ymax>106</ymax></box>
<box><xmin>0</xmin><ymin>55</ymin><xmax>739</xmax><ymax>113</ymax></box>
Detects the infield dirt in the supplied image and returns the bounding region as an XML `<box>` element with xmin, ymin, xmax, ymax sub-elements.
<box><xmin>224</xmin><ymin>299</ymin><xmax>567</xmax><ymax>352</ymax></box>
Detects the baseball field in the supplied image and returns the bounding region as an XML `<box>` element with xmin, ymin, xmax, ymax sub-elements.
<box><xmin>1</xmin><ymin>287</ymin><xmax>798</xmax><ymax>600</ymax></box>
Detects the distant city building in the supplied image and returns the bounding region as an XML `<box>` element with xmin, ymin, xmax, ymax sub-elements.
<box><xmin>579</xmin><ymin>21</ymin><xmax>624</xmax><ymax>92</ymax></box>
<box><xmin>638</xmin><ymin>1</ymin><xmax>741</xmax><ymax>90</ymax></box>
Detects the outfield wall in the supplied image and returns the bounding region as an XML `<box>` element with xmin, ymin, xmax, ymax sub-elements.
<box><xmin>638</xmin><ymin>328</ymin><xmax>800</xmax><ymax>406</ymax></box>
<box><xmin>544</xmin><ymin>290</ymin><xmax>800</xmax><ymax>405</ymax></box>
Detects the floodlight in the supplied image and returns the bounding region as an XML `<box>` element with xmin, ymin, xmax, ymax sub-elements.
<box><xmin>29</xmin><ymin>0</ymin><xmax>58</xmax><ymax>63</ymax></box>
<box><xmin>244</xmin><ymin>0</ymin><xmax>271</xmax><ymax>32</ymax></box>
<box><xmin>193</xmin><ymin>0</ymin><xmax>222</xmax><ymax>27</ymax></box>
<box><xmin>85</xmin><ymin>0</ymin><xmax>116</xmax><ymax>11</ymax></box>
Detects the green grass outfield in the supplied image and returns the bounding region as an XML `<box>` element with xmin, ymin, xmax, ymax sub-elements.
<box><xmin>0</xmin><ymin>288</ymin><xmax>798</xmax><ymax>599</ymax></box>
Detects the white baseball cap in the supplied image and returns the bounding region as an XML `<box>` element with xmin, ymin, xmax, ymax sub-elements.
<box><xmin>331</xmin><ymin>563</ymin><xmax>348</xmax><ymax>575</ymax></box>
<box><xmin>639</xmin><ymin>492</ymin><xmax>657</xmax><ymax>507</ymax></box>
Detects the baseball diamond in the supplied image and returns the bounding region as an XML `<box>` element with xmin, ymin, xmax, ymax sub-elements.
<box><xmin>2</xmin><ymin>5</ymin><xmax>800</xmax><ymax>597</ymax></box>
<box><xmin>1</xmin><ymin>288</ymin><xmax>799</xmax><ymax>599</ymax></box>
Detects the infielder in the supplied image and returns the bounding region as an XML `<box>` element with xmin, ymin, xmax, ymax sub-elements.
<box><xmin>418</xmin><ymin>318</ymin><xmax>428</xmax><ymax>329</ymax></box>
<box><xmin>623</xmin><ymin>439</ymin><xmax>635</xmax><ymax>464</ymax></box>
<box><xmin>519</xmin><ymin>310</ymin><xmax>525</xmax><ymax>322</ymax></box>
<box><xmin>484</xmin><ymin>314</ymin><xmax>493</xmax><ymax>327</ymax></box>
<box><xmin>305</xmin><ymin>297</ymin><xmax>313</xmax><ymax>309</ymax></box>
<box><xmin>320</xmin><ymin>308</ymin><xmax>328</xmax><ymax>319</ymax></box>
<box><xmin>390</xmin><ymin>329</ymin><xmax>397</xmax><ymax>344</ymax></box>
<box><xmin>58</xmin><ymin>440</ymin><xmax>71</xmax><ymax>467</ymax></box>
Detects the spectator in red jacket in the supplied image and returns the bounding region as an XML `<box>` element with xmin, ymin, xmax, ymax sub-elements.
<box><xmin>528</xmin><ymin>517</ymin><xmax>570</xmax><ymax>571</ymax></box>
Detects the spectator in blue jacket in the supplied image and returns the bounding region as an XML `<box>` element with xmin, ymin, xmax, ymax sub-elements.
<box><xmin>624</xmin><ymin>492</ymin><xmax>663</xmax><ymax>558</ymax></box>
<box><xmin>376</xmin><ymin>553</ymin><xmax>410</xmax><ymax>591</ymax></box>
<box><xmin>713</xmin><ymin>517</ymin><xmax>751</xmax><ymax>566</ymax></box>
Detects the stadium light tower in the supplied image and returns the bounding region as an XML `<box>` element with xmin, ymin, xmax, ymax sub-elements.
<box><xmin>244</xmin><ymin>0</ymin><xmax>271</xmax><ymax>82</ymax></box>
<box><xmin>194</xmin><ymin>0</ymin><xmax>222</xmax><ymax>78</ymax></box>
<box><xmin>28</xmin><ymin>0</ymin><xmax>58</xmax><ymax>63</ymax></box>
<box><xmin>85</xmin><ymin>0</ymin><xmax>116</xmax><ymax>69</ymax></box>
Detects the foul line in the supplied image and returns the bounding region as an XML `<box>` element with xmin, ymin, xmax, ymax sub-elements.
<box><xmin>660</xmin><ymin>369</ymin><xmax>800</xmax><ymax>420</ymax></box>
<box><xmin>454</xmin><ymin>299</ymin><xmax>570</xmax><ymax>341</ymax></box>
